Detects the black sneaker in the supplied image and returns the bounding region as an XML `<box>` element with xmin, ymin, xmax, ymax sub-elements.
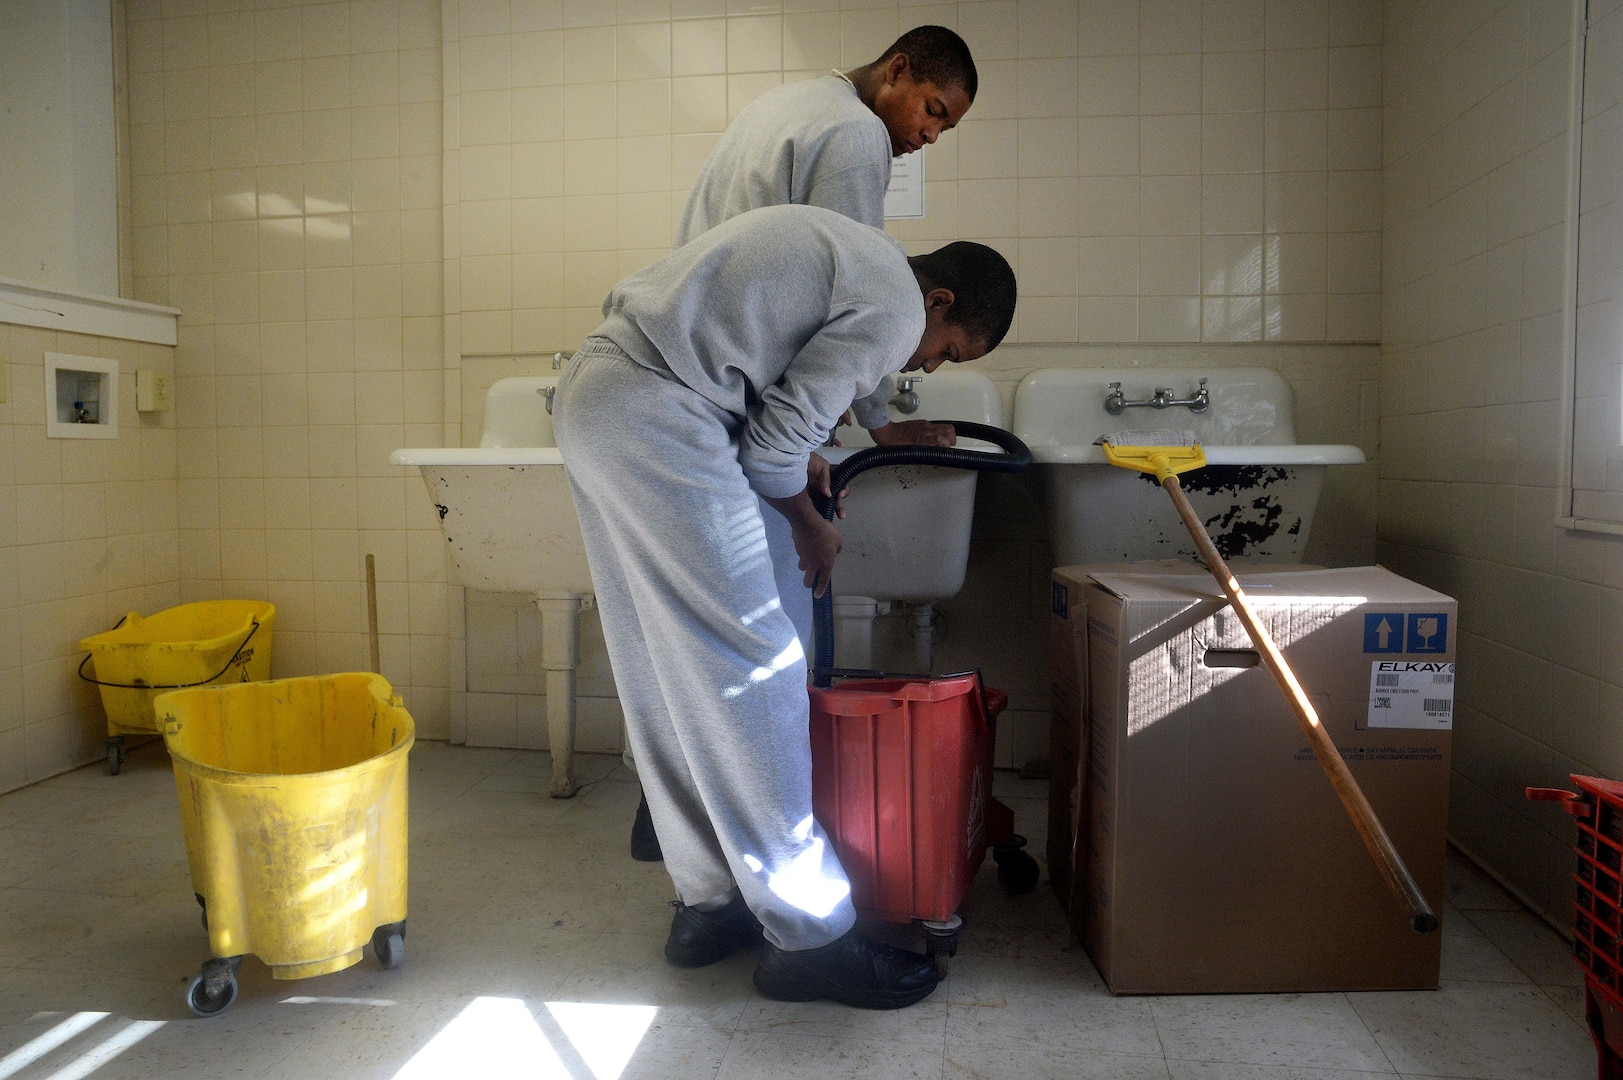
<box><xmin>664</xmin><ymin>895</ymin><xmax>762</xmax><ymax>967</ymax></box>
<box><xmin>631</xmin><ymin>790</ymin><xmax>663</xmax><ymax>862</ymax></box>
<box><xmin>752</xmin><ymin>929</ymin><xmax>940</xmax><ymax>1009</ymax></box>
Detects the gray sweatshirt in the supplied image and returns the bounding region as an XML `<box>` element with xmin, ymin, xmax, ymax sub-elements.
<box><xmin>676</xmin><ymin>75</ymin><xmax>891</xmax><ymax>244</ymax></box>
<box><xmin>594</xmin><ymin>205</ymin><xmax>923</xmax><ymax>500</ymax></box>
<box><xmin>675</xmin><ymin>75</ymin><xmax>898</xmax><ymax>431</ymax></box>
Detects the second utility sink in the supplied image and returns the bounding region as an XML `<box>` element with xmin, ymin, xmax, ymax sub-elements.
<box><xmin>391</xmin><ymin>374</ymin><xmax>590</xmax><ymax>797</ymax></box>
<box><xmin>820</xmin><ymin>369</ymin><xmax>1004</xmax><ymax>669</ymax></box>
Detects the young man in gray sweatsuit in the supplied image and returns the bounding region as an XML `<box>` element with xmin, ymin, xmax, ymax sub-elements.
<box><xmin>554</xmin><ymin>204</ymin><xmax>1015</xmax><ymax>1008</ymax></box>
<box><xmin>629</xmin><ymin>24</ymin><xmax>981</xmax><ymax>864</ymax></box>
<box><xmin>676</xmin><ymin>23</ymin><xmax>976</xmax><ymax>447</ymax></box>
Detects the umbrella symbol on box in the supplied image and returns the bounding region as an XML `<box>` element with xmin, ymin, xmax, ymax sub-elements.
<box><xmin>1407</xmin><ymin>613</ymin><xmax>1448</xmax><ymax>652</ymax></box>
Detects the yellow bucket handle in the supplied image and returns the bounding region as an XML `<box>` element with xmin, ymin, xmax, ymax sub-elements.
<box><xmin>77</xmin><ymin>618</ymin><xmax>263</xmax><ymax>690</ymax></box>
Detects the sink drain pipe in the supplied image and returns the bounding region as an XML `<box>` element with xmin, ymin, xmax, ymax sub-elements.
<box><xmin>810</xmin><ymin>421</ymin><xmax>1031</xmax><ymax>689</ymax></box>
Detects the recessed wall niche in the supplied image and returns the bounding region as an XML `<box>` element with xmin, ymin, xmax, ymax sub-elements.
<box><xmin>45</xmin><ymin>352</ymin><xmax>118</xmax><ymax>439</ymax></box>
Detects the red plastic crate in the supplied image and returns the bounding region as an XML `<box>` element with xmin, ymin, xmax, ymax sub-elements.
<box><xmin>1528</xmin><ymin>774</ymin><xmax>1623</xmax><ymax>1078</ymax></box>
<box><xmin>808</xmin><ymin>673</ymin><xmax>1012</xmax><ymax>924</ymax></box>
<box><xmin>1587</xmin><ymin>978</ymin><xmax>1623</xmax><ymax>1080</ymax></box>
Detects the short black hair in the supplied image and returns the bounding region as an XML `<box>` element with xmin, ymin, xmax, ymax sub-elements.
<box><xmin>879</xmin><ymin>26</ymin><xmax>977</xmax><ymax>101</ymax></box>
<box><xmin>909</xmin><ymin>242</ymin><xmax>1016</xmax><ymax>352</ymax></box>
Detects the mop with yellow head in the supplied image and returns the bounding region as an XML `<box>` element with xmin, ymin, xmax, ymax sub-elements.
<box><xmin>1096</xmin><ymin>429</ymin><xmax>1439</xmax><ymax>935</ymax></box>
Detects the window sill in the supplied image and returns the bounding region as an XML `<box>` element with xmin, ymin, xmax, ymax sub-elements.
<box><xmin>0</xmin><ymin>276</ymin><xmax>179</xmax><ymax>346</ymax></box>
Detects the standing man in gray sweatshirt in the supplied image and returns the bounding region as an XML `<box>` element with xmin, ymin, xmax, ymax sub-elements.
<box><xmin>554</xmin><ymin>204</ymin><xmax>1015</xmax><ymax>1008</ymax></box>
<box><xmin>629</xmin><ymin>24</ymin><xmax>982</xmax><ymax>862</ymax></box>
<box><xmin>676</xmin><ymin>24</ymin><xmax>976</xmax><ymax>450</ymax></box>
<box><xmin>677</xmin><ymin>26</ymin><xmax>973</xmax><ymax>236</ymax></box>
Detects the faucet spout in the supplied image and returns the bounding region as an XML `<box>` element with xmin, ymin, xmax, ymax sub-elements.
<box><xmin>1104</xmin><ymin>378</ymin><xmax>1210</xmax><ymax>415</ymax></box>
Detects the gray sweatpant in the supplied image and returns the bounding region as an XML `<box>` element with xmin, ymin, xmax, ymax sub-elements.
<box><xmin>620</xmin><ymin>497</ymin><xmax>812</xmax><ymax>774</ymax></box>
<box><xmin>554</xmin><ymin>339</ymin><xmax>857</xmax><ymax>951</ymax></box>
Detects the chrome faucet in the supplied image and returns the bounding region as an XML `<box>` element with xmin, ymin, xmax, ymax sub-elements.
<box><xmin>1104</xmin><ymin>378</ymin><xmax>1209</xmax><ymax>415</ymax></box>
<box><xmin>540</xmin><ymin>351</ymin><xmax>573</xmax><ymax>411</ymax></box>
<box><xmin>890</xmin><ymin>376</ymin><xmax>922</xmax><ymax>415</ymax></box>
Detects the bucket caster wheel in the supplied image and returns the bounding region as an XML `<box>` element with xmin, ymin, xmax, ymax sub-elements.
<box><xmin>106</xmin><ymin>737</ymin><xmax>124</xmax><ymax>776</ymax></box>
<box><xmin>922</xmin><ymin>915</ymin><xmax>962</xmax><ymax>979</ymax></box>
<box><xmin>186</xmin><ymin>956</ymin><xmax>242</xmax><ymax>1017</ymax></box>
<box><xmin>993</xmin><ymin>835</ymin><xmax>1040</xmax><ymax>894</ymax></box>
<box><xmin>186</xmin><ymin>973</ymin><xmax>236</xmax><ymax>1017</ymax></box>
<box><xmin>373</xmin><ymin>921</ymin><xmax>406</xmax><ymax>969</ymax></box>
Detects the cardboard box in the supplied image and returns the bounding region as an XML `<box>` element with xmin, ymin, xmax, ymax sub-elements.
<box><xmin>1054</xmin><ymin>565</ymin><xmax>1453</xmax><ymax>994</ymax></box>
<box><xmin>1045</xmin><ymin>564</ymin><xmax>1090</xmax><ymax>909</ymax></box>
<box><xmin>1047</xmin><ymin>559</ymin><xmax>1309</xmax><ymax>910</ymax></box>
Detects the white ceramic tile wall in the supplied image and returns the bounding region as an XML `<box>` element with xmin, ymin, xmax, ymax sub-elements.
<box><xmin>0</xmin><ymin>323</ymin><xmax>180</xmax><ymax>792</ymax></box>
<box><xmin>122</xmin><ymin>0</ymin><xmax>453</xmax><ymax>746</ymax></box>
<box><xmin>442</xmin><ymin>0</ymin><xmax>1383</xmax><ymax>354</ymax></box>
<box><xmin>1379</xmin><ymin>0</ymin><xmax>1605</xmax><ymax>923</ymax></box>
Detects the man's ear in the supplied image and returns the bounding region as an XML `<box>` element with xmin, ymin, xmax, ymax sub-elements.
<box><xmin>924</xmin><ymin>286</ymin><xmax>955</xmax><ymax>313</ymax></box>
<box><xmin>884</xmin><ymin>52</ymin><xmax>911</xmax><ymax>86</ymax></box>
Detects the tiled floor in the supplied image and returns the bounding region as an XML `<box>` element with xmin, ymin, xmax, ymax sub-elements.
<box><xmin>0</xmin><ymin>740</ymin><xmax>1598</xmax><ymax>1079</ymax></box>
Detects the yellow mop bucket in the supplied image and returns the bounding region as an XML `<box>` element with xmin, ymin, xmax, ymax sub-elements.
<box><xmin>157</xmin><ymin>672</ymin><xmax>413</xmax><ymax>1016</ymax></box>
<box><xmin>79</xmin><ymin>600</ymin><xmax>275</xmax><ymax>773</ymax></box>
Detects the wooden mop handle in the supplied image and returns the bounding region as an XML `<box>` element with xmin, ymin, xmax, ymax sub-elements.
<box><xmin>1162</xmin><ymin>474</ymin><xmax>1439</xmax><ymax>934</ymax></box>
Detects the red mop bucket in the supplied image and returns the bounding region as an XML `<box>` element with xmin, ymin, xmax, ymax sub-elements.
<box><xmin>809</xmin><ymin>672</ymin><xmax>1038</xmax><ymax>968</ymax></box>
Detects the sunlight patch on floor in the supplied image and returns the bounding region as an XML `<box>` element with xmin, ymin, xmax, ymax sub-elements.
<box><xmin>0</xmin><ymin>1012</ymin><xmax>165</xmax><ymax>1080</ymax></box>
<box><xmin>392</xmin><ymin>997</ymin><xmax>656</xmax><ymax>1080</ymax></box>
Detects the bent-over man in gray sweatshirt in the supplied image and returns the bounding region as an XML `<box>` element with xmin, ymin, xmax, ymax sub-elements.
<box><xmin>628</xmin><ymin>23</ymin><xmax>980</xmax><ymax>865</ymax></box>
<box><xmin>553</xmin><ymin>204</ymin><xmax>1015</xmax><ymax>1008</ymax></box>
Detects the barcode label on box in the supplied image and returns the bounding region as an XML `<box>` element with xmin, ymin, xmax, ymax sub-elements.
<box><xmin>1368</xmin><ymin>661</ymin><xmax>1456</xmax><ymax>729</ymax></box>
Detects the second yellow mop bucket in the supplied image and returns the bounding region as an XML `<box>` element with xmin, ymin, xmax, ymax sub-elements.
<box><xmin>79</xmin><ymin>599</ymin><xmax>276</xmax><ymax>774</ymax></box>
<box><xmin>157</xmin><ymin>672</ymin><xmax>413</xmax><ymax>1016</ymax></box>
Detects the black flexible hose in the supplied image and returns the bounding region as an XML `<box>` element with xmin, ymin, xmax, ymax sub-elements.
<box><xmin>810</xmin><ymin>421</ymin><xmax>1031</xmax><ymax>687</ymax></box>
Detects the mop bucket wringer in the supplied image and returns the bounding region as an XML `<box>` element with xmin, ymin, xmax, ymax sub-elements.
<box><xmin>158</xmin><ymin>672</ymin><xmax>413</xmax><ymax>1016</ymax></box>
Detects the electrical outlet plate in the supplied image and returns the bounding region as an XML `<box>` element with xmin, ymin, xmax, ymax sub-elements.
<box><xmin>135</xmin><ymin>369</ymin><xmax>172</xmax><ymax>412</ymax></box>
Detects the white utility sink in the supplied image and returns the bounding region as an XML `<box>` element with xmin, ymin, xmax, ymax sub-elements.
<box><xmin>392</xmin><ymin>376</ymin><xmax>592</xmax><ymax>597</ymax></box>
<box><xmin>391</xmin><ymin>374</ymin><xmax>589</xmax><ymax>796</ymax></box>
<box><xmin>821</xmin><ymin>368</ymin><xmax>1005</xmax><ymax>669</ymax></box>
<box><xmin>1012</xmin><ymin>367</ymin><xmax>1365</xmax><ymax>566</ymax></box>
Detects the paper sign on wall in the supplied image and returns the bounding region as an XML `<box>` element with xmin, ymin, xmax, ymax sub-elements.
<box><xmin>884</xmin><ymin>151</ymin><xmax>925</xmax><ymax>219</ymax></box>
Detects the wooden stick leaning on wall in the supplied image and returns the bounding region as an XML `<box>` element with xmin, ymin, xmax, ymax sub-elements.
<box><xmin>366</xmin><ymin>553</ymin><xmax>381</xmax><ymax>675</ymax></box>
